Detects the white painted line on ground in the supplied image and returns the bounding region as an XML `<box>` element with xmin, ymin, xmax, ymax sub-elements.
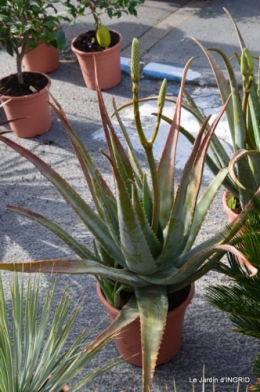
<box><xmin>142</xmin><ymin>62</ymin><xmax>200</xmax><ymax>81</ymax></box>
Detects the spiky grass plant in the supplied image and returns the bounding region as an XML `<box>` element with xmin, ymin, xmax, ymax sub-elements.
<box><xmin>0</xmin><ymin>272</ymin><xmax>118</xmax><ymax>392</ymax></box>
<box><xmin>0</xmin><ymin>38</ymin><xmax>258</xmax><ymax>391</ymax></box>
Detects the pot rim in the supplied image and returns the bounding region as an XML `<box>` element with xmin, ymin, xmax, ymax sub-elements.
<box><xmin>71</xmin><ymin>30</ymin><xmax>122</xmax><ymax>57</ymax></box>
<box><xmin>0</xmin><ymin>72</ymin><xmax>51</xmax><ymax>101</ymax></box>
<box><xmin>96</xmin><ymin>282</ymin><xmax>195</xmax><ymax>318</ymax></box>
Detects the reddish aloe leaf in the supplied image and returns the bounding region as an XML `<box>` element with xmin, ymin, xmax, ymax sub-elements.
<box><xmin>87</xmin><ymin>296</ymin><xmax>139</xmax><ymax>352</ymax></box>
<box><xmin>157</xmin><ymin>58</ymin><xmax>194</xmax><ymax>230</ymax></box>
<box><xmin>0</xmin><ymin>259</ymin><xmax>148</xmax><ymax>287</ymax></box>
<box><xmin>157</xmin><ymin>99</ymin><xmax>230</xmax><ymax>269</ymax></box>
<box><xmin>6</xmin><ymin>205</ymin><xmax>98</xmax><ymax>261</ymax></box>
<box><xmin>229</xmin><ymin>150</ymin><xmax>260</xmax><ymax>195</ymax></box>
<box><xmin>184</xmin><ymin>168</ymin><xmax>229</xmax><ymax>251</ymax></box>
<box><xmin>223</xmin><ymin>7</ymin><xmax>246</xmax><ymax>51</ymax></box>
<box><xmin>0</xmin><ymin>134</ymin><xmax>125</xmax><ymax>266</ymax></box>
<box><xmin>96</xmin><ymin>84</ymin><xmax>135</xmax><ymax>186</ymax></box>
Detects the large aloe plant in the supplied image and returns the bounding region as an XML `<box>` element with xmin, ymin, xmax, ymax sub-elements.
<box><xmin>0</xmin><ymin>39</ymin><xmax>258</xmax><ymax>391</ymax></box>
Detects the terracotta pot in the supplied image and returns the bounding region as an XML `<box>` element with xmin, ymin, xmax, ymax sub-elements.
<box><xmin>0</xmin><ymin>73</ymin><xmax>52</xmax><ymax>138</ymax></box>
<box><xmin>71</xmin><ymin>30</ymin><xmax>122</xmax><ymax>90</ymax></box>
<box><xmin>222</xmin><ymin>190</ymin><xmax>240</xmax><ymax>223</ymax></box>
<box><xmin>97</xmin><ymin>283</ymin><xmax>195</xmax><ymax>367</ymax></box>
<box><xmin>22</xmin><ymin>42</ymin><xmax>60</xmax><ymax>73</ymax></box>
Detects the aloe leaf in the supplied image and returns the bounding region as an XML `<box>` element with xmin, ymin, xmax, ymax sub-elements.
<box><xmin>96</xmin><ymin>86</ymin><xmax>134</xmax><ymax>183</ymax></box>
<box><xmin>0</xmin><ymin>134</ymin><xmax>125</xmax><ymax>266</ymax></box>
<box><xmin>184</xmin><ymin>168</ymin><xmax>229</xmax><ymax>252</ymax></box>
<box><xmin>141</xmin><ymin>244</ymin><xmax>257</xmax><ymax>286</ymax></box>
<box><xmin>132</xmin><ymin>183</ymin><xmax>162</xmax><ymax>258</ymax></box>
<box><xmin>149</xmin><ymin>78</ymin><xmax>167</xmax><ymax>145</ymax></box>
<box><xmin>247</xmin><ymin>81</ymin><xmax>260</xmax><ymax>149</ymax></box>
<box><xmin>48</xmin><ymin>96</ymin><xmax>104</xmax><ymax>216</ymax></box>
<box><xmin>109</xmin><ymin>132</ymin><xmax>134</xmax><ymax>195</ymax></box>
<box><xmin>135</xmin><ymin>285</ymin><xmax>168</xmax><ymax>392</ymax></box>
<box><xmin>182</xmin><ymin>201</ymin><xmax>252</xmax><ymax>267</ymax></box>
<box><xmin>209</xmin><ymin>47</ymin><xmax>246</xmax><ymax>150</ymax></box>
<box><xmin>158</xmin><ymin>101</ymin><xmax>228</xmax><ymax>269</ymax></box>
<box><xmin>49</xmin><ymin>97</ymin><xmax>120</xmax><ymax>243</ymax></box>
<box><xmin>6</xmin><ymin>205</ymin><xmax>99</xmax><ymax>261</ymax></box>
<box><xmin>157</xmin><ymin>58</ymin><xmax>194</xmax><ymax>229</ymax></box>
<box><xmin>182</xmin><ymin>89</ymin><xmax>231</xmax><ymax>169</ymax></box>
<box><xmin>229</xmin><ymin>150</ymin><xmax>260</xmax><ymax>197</ymax></box>
<box><xmin>112</xmin><ymin>97</ymin><xmax>143</xmax><ymax>182</ymax></box>
<box><xmin>223</xmin><ymin>7</ymin><xmax>246</xmax><ymax>51</ymax></box>
<box><xmin>192</xmin><ymin>39</ymin><xmax>237</xmax><ymax>139</ymax></box>
<box><xmin>0</xmin><ymin>259</ymin><xmax>148</xmax><ymax>287</ymax></box>
<box><xmin>87</xmin><ymin>296</ymin><xmax>139</xmax><ymax>352</ymax></box>
<box><xmin>142</xmin><ymin>173</ymin><xmax>153</xmax><ymax>226</ymax></box>
<box><xmin>116</xmin><ymin>94</ymin><xmax>231</xmax><ymax>176</ymax></box>
<box><xmin>159</xmin><ymin>114</ymin><xmax>238</xmax><ymax>196</ymax></box>
<box><xmin>101</xmin><ymin>151</ymin><xmax>158</xmax><ymax>275</ymax></box>
<box><xmin>233</xmin><ymin>161</ymin><xmax>257</xmax><ymax>208</ymax></box>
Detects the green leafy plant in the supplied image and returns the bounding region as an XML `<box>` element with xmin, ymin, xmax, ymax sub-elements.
<box><xmin>0</xmin><ymin>38</ymin><xmax>258</xmax><ymax>392</ymax></box>
<box><xmin>0</xmin><ymin>0</ymin><xmax>74</xmax><ymax>84</ymax></box>
<box><xmin>0</xmin><ymin>271</ymin><xmax>119</xmax><ymax>392</ymax></box>
<box><xmin>66</xmin><ymin>0</ymin><xmax>144</xmax><ymax>48</ymax></box>
<box><xmin>228</xmin><ymin>195</ymin><xmax>238</xmax><ymax>211</ymax></box>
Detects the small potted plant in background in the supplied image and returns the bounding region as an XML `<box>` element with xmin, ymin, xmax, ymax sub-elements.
<box><xmin>193</xmin><ymin>9</ymin><xmax>260</xmax><ymax>223</ymax></box>
<box><xmin>69</xmin><ymin>0</ymin><xmax>145</xmax><ymax>90</ymax></box>
<box><xmin>0</xmin><ymin>271</ymin><xmax>120</xmax><ymax>391</ymax></box>
<box><xmin>0</xmin><ymin>39</ymin><xmax>258</xmax><ymax>392</ymax></box>
<box><xmin>0</xmin><ymin>0</ymin><xmax>73</xmax><ymax>137</ymax></box>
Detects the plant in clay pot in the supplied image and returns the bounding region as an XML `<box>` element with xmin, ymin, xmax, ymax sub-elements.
<box><xmin>69</xmin><ymin>0</ymin><xmax>144</xmax><ymax>89</ymax></box>
<box><xmin>192</xmin><ymin>9</ymin><xmax>260</xmax><ymax>219</ymax></box>
<box><xmin>0</xmin><ymin>271</ymin><xmax>120</xmax><ymax>392</ymax></box>
<box><xmin>152</xmin><ymin>8</ymin><xmax>260</xmax><ymax>220</ymax></box>
<box><xmin>0</xmin><ymin>0</ymin><xmax>75</xmax><ymax>137</ymax></box>
<box><xmin>0</xmin><ymin>38</ymin><xmax>258</xmax><ymax>392</ymax></box>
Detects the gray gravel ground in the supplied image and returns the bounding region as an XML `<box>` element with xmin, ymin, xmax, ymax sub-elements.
<box><xmin>1</xmin><ymin>0</ymin><xmax>260</xmax><ymax>390</ymax></box>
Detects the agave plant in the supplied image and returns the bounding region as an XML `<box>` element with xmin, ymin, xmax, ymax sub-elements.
<box><xmin>0</xmin><ymin>271</ymin><xmax>119</xmax><ymax>392</ymax></box>
<box><xmin>0</xmin><ymin>38</ymin><xmax>258</xmax><ymax>391</ymax></box>
<box><xmin>205</xmin><ymin>198</ymin><xmax>260</xmax><ymax>391</ymax></box>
